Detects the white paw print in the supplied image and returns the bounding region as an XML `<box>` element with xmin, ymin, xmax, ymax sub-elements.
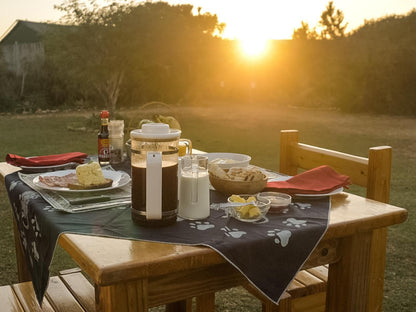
<box><xmin>31</xmin><ymin>241</ymin><xmax>40</xmax><ymax>262</ymax></box>
<box><xmin>293</xmin><ymin>203</ymin><xmax>312</xmax><ymax>210</ymax></box>
<box><xmin>267</xmin><ymin>229</ymin><xmax>292</xmax><ymax>247</ymax></box>
<box><xmin>221</xmin><ymin>226</ymin><xmax>246</xmax><ymax>238</ymax></box>
<box><xmin>31</xmin><ymin>216</ymin><xmax>41</xmax><ymax>239</ymax></box>
<box><xmin>189</xmin><ymin>221</ymin><xmax>215</xmax><ymax>231</ymax></box>
<box><xmin>283</xmin><ymin>217</ymin><xmax>307</xmax><ymax>228</ymax></box>
<box><xmin>281</xmin><ymin>207</ymin><xmax>290</xmax><ymax>214</ymax></box>
<box><xmin>9</xmin><ymin>180</ymin><xmax>20</xmax><ymax>192</ymax></box>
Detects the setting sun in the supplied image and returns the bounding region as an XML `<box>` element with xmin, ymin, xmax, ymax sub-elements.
<box><xmin>239</xmin><ymin>37</ymin><xmax>270</xmax><ymax>58</ymax></box>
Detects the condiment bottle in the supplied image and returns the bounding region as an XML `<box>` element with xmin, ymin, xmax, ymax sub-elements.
<box><xmin>109</xmin><ymin>120</ymin><xmax>124</xmax><ymax>164</ymax></box>
<box><xmin>98</xmin><ymin>110</ymin><xmax>110</xmax><ymax>165</ymax></box>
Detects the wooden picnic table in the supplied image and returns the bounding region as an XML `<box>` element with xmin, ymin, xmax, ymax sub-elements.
<box><xmin>0</xmin><ymin>162</ymin><xmax>408</xmax><ymax>312</ymax></box>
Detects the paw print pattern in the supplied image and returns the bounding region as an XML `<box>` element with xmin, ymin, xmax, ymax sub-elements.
<box><xmin>19</xmin><ymin>229</ymin><xmax>28</xmax><ymax>252</ymax></box>
<box><xmin>8</xmin><ymin>180</ymin><xmax>21</xmax><ymax>192</ymax></box>
<box><xmin>281</xmin><ymin>207</ymin><xmax>290</xmax><ymax>214</ymax></box>
<box><xmin>221</xmin><ymin>226</ymin><xmax>246</xmax><ymax>238</ymax></box>
<box><xmin>31</xmin><ymin>215</ymin><xmax>41</xmax><ymax>239</ymax></box>
<box><xmin>293</xmin><ymin>202</ymin><xmax>312</xmax><ymax>210</ymax></box>
<box><xmin>283</xmin><ymin>218</ymin><xmax>307</xmax><ymax>228</ymax></box>
<box><xmin>31</xmin><ymin>241</ymin><xmax>40</xmax><ymax>262</ymax></box>
<box><xmin>189</xmin><ymin>221</ymin><xmax>215</xmax><ymax>231</ymax></box>
<box><xmin>19</xmin><ymin>190</ymin><xmax>40</xmax><ymax>230</ymax></box>
<box><xmin>267</xmin><ymin>229</ymin><xmax>292</xmax><ymax>247</ymax></box>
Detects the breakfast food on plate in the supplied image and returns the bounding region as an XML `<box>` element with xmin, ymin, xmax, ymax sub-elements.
<box><xmin>229</xmin><ymin>194</ymin><xmax>261</xmax><ymax>219</ymax></box>
<box><xmin>68</xmin><ymin>162</ymin><xmax>113</xmax><ymax>190</ymax></box>
<box><xmin>39</xmin><ymin>173</ymin><xmax>79</xmax><ymax>187</ymax></box>
<box><xmin>208</xmin><ymin>164</ymin><xmax>265</xmax><ymax>182</ymax></box>
<box><xmin>38</xmin><ymin>162</ymin><xmax>113</xmax><ymax>190</ymax></box>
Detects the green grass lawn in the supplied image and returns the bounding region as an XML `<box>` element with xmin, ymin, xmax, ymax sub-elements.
<box><xmin>0</xmin><ymin>103</ymin><xmax>414</xmax><ymax>311</ymax></box>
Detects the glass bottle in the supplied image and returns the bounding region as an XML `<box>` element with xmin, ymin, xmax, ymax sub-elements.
<box><xmin>98</xmin><ymin>110</ymin><xmax>110</xmax><ymax>165</ymax></box>
<box><xmin>109</xmin><ymin>120</ymin><xmax>124</xmax><ymax>164</ymax></box>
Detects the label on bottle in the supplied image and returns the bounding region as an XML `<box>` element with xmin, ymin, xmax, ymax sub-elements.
<box><xmin>98</xmin><ymin>138</ymin><xmax>110</xmax><ymax>162</ymax></box>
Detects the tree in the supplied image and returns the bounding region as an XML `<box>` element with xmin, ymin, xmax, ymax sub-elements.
<box><xmin>292</xmin><ymin>21</ymin><xmax>318</xmax><ymax>40</ymax></box>
<box><xmin>319</xmin><ymin>1</ymin><xmax>348</xmax><ymax>39</ymax></box>
<box><xmin>46</xmin><ymin>0</ymin><xmax>224</xmax><ymax>111</ymax></box>
<box><xmin>45</xmin><ymin>0</ymin><xmax>131</xmax><ymax>111</ymax></box>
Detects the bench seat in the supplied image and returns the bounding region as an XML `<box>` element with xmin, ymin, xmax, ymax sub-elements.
<box><xmin>0</xmin><ymin>268</ymin><xmax>95</xmax><ymax>312</ymax></box>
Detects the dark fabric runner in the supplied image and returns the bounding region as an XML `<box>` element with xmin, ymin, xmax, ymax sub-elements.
<box><xmin>5</xmin><ymin>170</ymin><xmax>330</xmax><ymax>306</ymax></box>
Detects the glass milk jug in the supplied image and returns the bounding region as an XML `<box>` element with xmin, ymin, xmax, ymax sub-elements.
<box><xmin>130</xmin><ymin>123</ymin><xmax>181</xmax><ymax>227</ymax></box>
<box><xmin>178</xmin><ymin>155</ymin><xmax>210</xmax><ymax>220</ymax></box>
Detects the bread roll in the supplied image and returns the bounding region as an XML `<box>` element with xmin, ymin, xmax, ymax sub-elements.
<box><xmin>68</xmin><ymin>162</ymin><xmax>113</xmax><ymax>190</ymax></box>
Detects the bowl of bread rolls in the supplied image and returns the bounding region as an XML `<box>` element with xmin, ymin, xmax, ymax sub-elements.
<box><xmin>208</xmin><ymin>164</ymin><xmax>267</xmax><ymax>195</ymax></box>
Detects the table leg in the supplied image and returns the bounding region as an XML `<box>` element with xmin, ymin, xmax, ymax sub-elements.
<box><xmin>96</xmin><ymin>279</ymin><xmax>149</xmax><ymax>312</ymax></box>
<box><xmin>96</xmin><ymin>282</ymin><xmax>194</xmax><ymax>312</ymax></box>
<box><xmin>13</xmin><ymin>218</ymin><xmax>31</xmax><ymax>282</ymax></box>
<box><xmin>326</xmin><ymin>228</ymin><xmax>387</xmax><ymax>312</ymax></box>
<box><xmin>195</xmin><ymin>293</ymin><xmax>215</xmax><ymax>312</ymax></box>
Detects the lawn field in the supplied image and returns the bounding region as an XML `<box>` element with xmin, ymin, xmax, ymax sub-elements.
<box><xmin>0</xmin><ymin>103</ymin><xmax>414</xmax><ymax>311</ymax></box>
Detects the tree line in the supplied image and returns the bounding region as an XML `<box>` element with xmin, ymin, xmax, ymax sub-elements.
<box><xmin>0</xmin><ymin>0</ymin><xmax>415</xmax><ymax>115</ymax></box>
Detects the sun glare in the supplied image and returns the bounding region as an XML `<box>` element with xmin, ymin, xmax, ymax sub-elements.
<box><xmin>239</xmin><ymin>37</ymin><xmax>269</xmax><ymax>58</ymax></box>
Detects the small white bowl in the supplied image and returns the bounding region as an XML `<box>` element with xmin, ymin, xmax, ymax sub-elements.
<box><xmin>257</xmin><ymin>192</ymin><xmax>291</xmax><ymax>213</ymax></box>
<box><xmin>205</xmin><ymin>152</ymin><xmax>251</xmax><ymax>169</ymax></box>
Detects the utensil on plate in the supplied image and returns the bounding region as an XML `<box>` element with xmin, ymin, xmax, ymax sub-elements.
<box><xmin>69</xmin><ymin>195</ymin><xmax>131</xmax><ymax>205</ymax></box>
<box><xmin>210</xmin><ymin>201</ymin><xmax>257</xmax><ymax>210</ymax></box>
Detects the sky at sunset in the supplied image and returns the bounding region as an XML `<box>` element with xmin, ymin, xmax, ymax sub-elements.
<box><xmin>1</xmin><ymin>0</ymin><xmax>415</xmax><ymax>40</ymax></box>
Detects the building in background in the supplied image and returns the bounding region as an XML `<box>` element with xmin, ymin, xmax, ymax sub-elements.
<box><xmin>0</xmin><ymin>20</ymin><xmax>58</xmax><ymax>75</ymax></box>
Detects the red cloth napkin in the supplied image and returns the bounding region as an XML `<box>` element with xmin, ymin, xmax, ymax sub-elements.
<box><xmin>6</xmin><ymin>152</ymin><xmax>88</xmax><ymax>167</ymax></box>
<box><xmin>265</xmin><ymin>165</ymin><xmax>351</xmax><ymax>195</ymax></box>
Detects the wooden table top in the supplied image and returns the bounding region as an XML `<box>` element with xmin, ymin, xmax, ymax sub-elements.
<box><xmin>0</xmin><ymin>162</ymin><xmax>408</xmax><ymax>287</ymax></box>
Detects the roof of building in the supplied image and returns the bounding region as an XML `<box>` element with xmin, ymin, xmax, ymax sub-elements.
<box><xmin>0</xmin><ymin>20</ymin><xmax>64</xmax><ymax>45</ymax></box>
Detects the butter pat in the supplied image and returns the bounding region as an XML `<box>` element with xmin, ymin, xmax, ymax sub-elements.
<box><xmin>230</xmin><ymin>195</ymin><xmax>261</xmax><ymax>219</ymax></box>
<box><xmin>76</xmin><ymin>162</ymin><xmax>107</xmax><ymax>186</ymax></box>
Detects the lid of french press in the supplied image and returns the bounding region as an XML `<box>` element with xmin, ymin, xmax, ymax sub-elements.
<box><xmin>130</xmin><ymin>123</ymin><xmax>181</xmax><ymax>140</ymax></box>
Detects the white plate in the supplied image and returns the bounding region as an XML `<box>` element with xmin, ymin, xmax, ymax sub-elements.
<box><xmin>205</xmin><ymin>152</ymin><xmax>251</xmax><ymax>169</ymax></box>
<box><xmin>33</xmin><ymin>169</ymin><xmax>131</xmax><ymax>192</ymax></box>
<box><xmin>20</xmin><ymin>162</ymin><xmax>80</xmax><ymax>173</ymax></box>
<box><xmin>268</xmin><ymin>177</ymin><xmax>343</xmax><ymax>197</ymax></box>
<box><xmin>294</xmin><ymin>187</ymin><xmax>343</xmax><ymax>197</ymax></box>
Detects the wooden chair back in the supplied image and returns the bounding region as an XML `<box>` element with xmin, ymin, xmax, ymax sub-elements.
<box><xmin>279</xmin><ymin>130</ymin><xmax>392</xmax><ymax>203</ymax></box>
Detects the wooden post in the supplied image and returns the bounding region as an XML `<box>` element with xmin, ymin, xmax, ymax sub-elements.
<box><xmin>280</xmin><ymin>130</ymin><xmax>299</xmax><ymax>176</ymax></box>
<box><xmin>367</xmin><ymin>146</ymin><xmax>392</xmax><ymax>203</ymax></box>
<box><xmin>326</xmin><ymin>228</ymin><xmax>388</xmax><ymax>311</ymax></box>
<box><xmin>195</xmin><ymin>293</ymin><xmax>215</xmax><ymax>312</ymax></box>
<box><xmin>97</xmin><ymin>280</ymin><xmax>148</xmax><ymax>312</ymax></box>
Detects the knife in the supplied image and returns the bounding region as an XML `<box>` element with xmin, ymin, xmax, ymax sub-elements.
<box><xmin>69</xmin><ymin>195</ymin><xmax>131</xmax><ymax>205</ymax></box>
<box><xmin>69</xmin><ymin>200</ymin><xmax>132</xmax><ymax>212</ymax></box>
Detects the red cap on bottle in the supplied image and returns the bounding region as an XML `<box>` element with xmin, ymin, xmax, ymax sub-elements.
<box><xmin>100</xmin><ymin>110</ymin><xmax>109</xmax><ymax>118</ymax></box>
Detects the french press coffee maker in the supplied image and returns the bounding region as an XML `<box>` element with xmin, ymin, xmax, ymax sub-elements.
<box><xmin>130</xmin><ymin>123</ymin><xmax>181</xmax><ymax>226</ymax></box>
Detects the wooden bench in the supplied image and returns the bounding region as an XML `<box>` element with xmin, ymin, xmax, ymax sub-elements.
<box><xmin>248</xmin><ymin>129</ymin><xmax>392</xmax><ymax>312</ymax></box>
<box><xmin>0</xmin><ymin>268</ymin><xmax>95</xmax><ymax>312</ymax></box>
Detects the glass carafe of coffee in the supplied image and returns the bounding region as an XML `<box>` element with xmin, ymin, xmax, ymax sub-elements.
<box><xmin>130</xmin><ymin>123</ymin><xmax>181</xmax><ymax>226</ymax></box>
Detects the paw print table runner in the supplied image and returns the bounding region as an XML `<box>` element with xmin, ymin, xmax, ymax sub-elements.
<box><xmin>5</xmin><ymin>171</ymin><xmax>330</xmax><ymax>306</ymax></box>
